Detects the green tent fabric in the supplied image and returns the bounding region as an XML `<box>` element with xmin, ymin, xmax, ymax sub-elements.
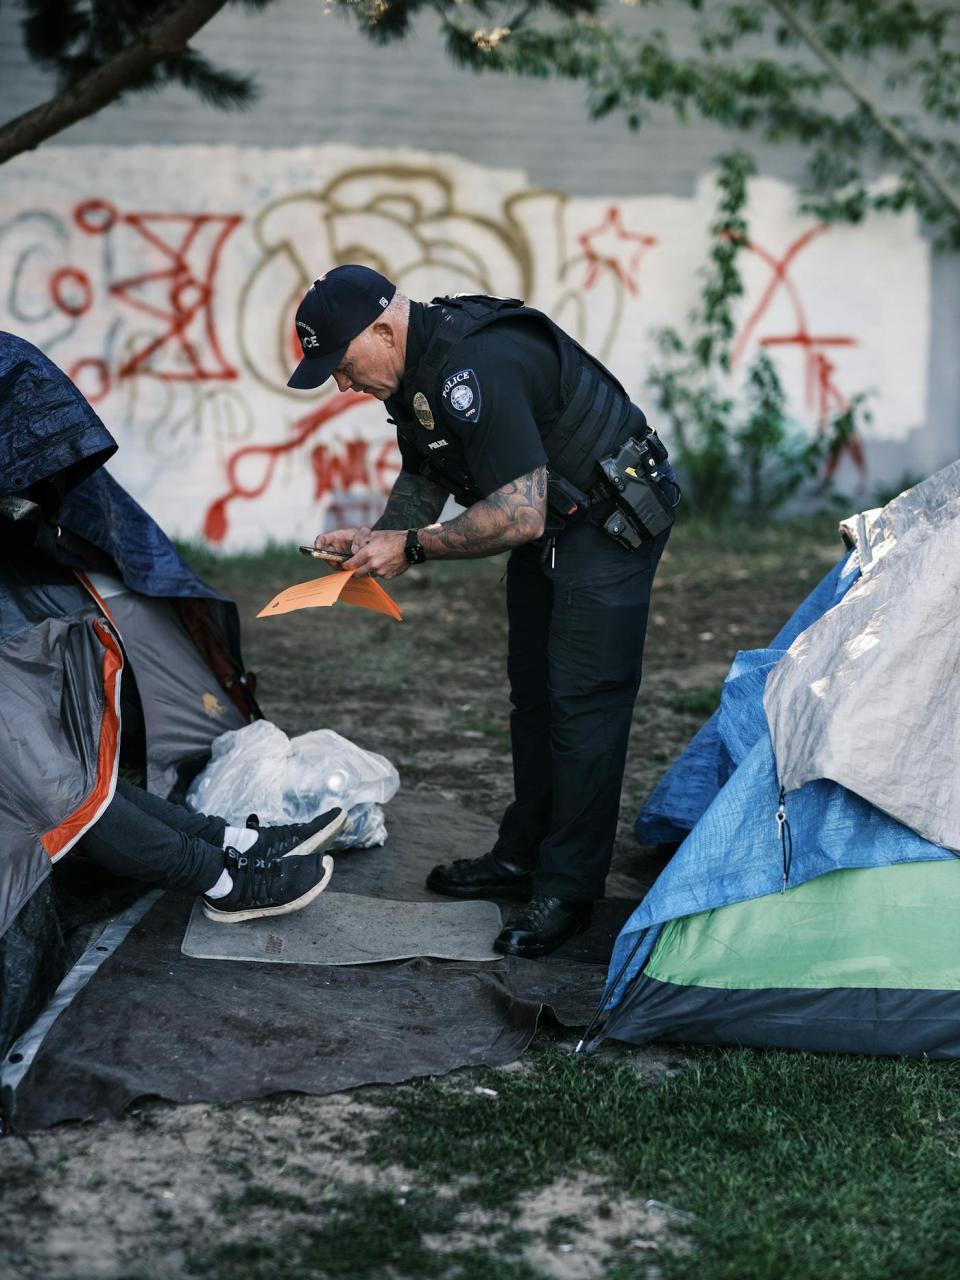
<box><xmin>648</xmin><ymin>861</ymin><xmax>960</xmax><ymax>993</ymax></box>
<box><xmin>609</xmin><ymin>861</ymin><xmax>960</xmax><ymax>1057</ymax></box>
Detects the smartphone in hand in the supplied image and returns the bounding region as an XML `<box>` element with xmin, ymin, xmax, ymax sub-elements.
<box><xmin>299</xmin><ymin>545</ymin><xmax>349</xmax><ymax>564</ymax></box>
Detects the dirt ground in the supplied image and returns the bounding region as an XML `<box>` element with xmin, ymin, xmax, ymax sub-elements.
<box><xmin>0</xmin><ymin>517</ymin><xmax>843</xmax><ymax>1280</ymax></box>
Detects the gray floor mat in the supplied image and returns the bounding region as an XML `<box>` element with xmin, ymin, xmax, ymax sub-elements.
<box><xmin>182</xmin><ymin>892</ymin><xmax>503</xmax><ymax>965</ymax></box>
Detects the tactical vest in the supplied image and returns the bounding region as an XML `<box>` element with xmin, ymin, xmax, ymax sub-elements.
<box><xmin>399</xmin><ymin>295</ymin><xmax>649</xmax><ymax>505</ymax></box>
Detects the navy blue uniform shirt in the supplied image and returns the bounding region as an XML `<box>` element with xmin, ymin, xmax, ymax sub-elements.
<box><xmin>392</xmin><ymin>301</ymin><xmax>559</xmax><ymax>499</ymax></box>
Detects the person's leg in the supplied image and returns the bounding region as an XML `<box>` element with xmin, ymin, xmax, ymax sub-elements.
<box><xmin>78</xmin><ymin>781</ymin><xmax>343</xmax><ymax>919</ymax></box>
<box><xmin>535</xmin><ymin>522</ymin><xmax>669</xmax><ymax>901</ymax></box>
<box><xmin>495</xmin><ymin>522</ymin><xmax>668</xmax><ymax>956</ymax></box>
<box><xmin>114</xmin><ymin>779</ymin><xmax>347</xmax><ymax>863</ymax></box>
<box><xmin>113</xmin><ymin>777</ymin><xmax>227</xmax><ymax>846</ymax></box>
<box><xmin>492</xmin><ymin>542</ymin><xmax>554</xmax><ymax>868</ymax></box>
<box><xmin>425</xmin><ymin>542</ymin><xmax>553</xmax><ymax>898</ymax></box>
<box><xmin>77</xmin><ymin>783</ymin><xmax>225</xmax><ymax>893</ymax></box>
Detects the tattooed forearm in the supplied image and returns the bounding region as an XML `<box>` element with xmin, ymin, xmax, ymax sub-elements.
<box><xmin>418</xmin><ymin>466</ymin><xmax>547</xmax><ymax>560</ymax></box>
<box><xmin>373</xmin><ymin>471</ymin><xmax>449</xmax><ymax>531</ymax></box>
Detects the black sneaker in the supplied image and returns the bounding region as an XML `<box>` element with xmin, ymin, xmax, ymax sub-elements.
<box><xmin>202</xmin><ymin>847</ymin><xmax>334</xmax><ymax>924</ymax></box>
<box><xmin>426</xmin><ymin>851</ymin><xmax>534</xmax><ymax>900</ymax></box>
<box><xmin>248</xmin><ymin>808</ymin><xmax>347</xmax><ymax>862</ymax></box>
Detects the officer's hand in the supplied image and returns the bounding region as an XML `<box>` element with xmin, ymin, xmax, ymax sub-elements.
<box><xmin>314</xmin><ymin>528</ymin><xmax>356</xmax><ymax>556</ymax></box>
<box><xmin>350</xmin><ymin>526</ymin><xmax>373</xmax><ymax>554</ymax></box>
<box><xmin>344</xmin><ymin>530</ymin><xmax>409</xmax><ymax>580</ymax></box>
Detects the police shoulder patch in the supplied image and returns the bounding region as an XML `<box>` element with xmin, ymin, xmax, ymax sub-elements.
<box><xmin>441</xmin><ymin>368</ymin><xmax>482</xmax><ymax>424</ymax></box>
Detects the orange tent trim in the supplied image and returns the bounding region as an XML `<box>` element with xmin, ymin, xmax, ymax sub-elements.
<box><xmin>41</xmin><ymin>617</ymin><xmax>123</xmax><ymax>861</ymax></box>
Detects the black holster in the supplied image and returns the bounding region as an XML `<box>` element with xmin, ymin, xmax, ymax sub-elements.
<box><xmin>594</xmin><ymin>432</ymin><xmax>677</xmax><ymax>550</ymax></box>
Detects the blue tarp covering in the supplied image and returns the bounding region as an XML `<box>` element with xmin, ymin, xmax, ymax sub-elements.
<box><xmin>608</xmin><ymin>554</ymin><xmax>957</xmax><ymax>1008</ymax></box>
<box><xmin>1</xmin><ymin>332</ymin><xmax>223</xmax><ymax>602</ymax></box>
<box><xmin>635</xmin><ymin>554</ymin><xmax>860</xmax><ymax>843</ymax></box>
<box><xmin>61</xmin><ymin>469</ymin><xmax>224</xmax><ymax>602</ymax></box>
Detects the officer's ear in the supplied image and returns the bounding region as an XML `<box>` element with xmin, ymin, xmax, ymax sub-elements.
<box><xmin>370</xmin><ymin>319</ymin><xmax>397</xmax><ymax>349</ymax></box>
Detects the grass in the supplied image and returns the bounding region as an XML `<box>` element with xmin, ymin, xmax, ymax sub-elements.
<box><xmin>360</xmin><ymin>1045</ymin><xmax>960</xmax><ymax>1280</ymax></box>
<box><xmin>174</xmin><ymin>511</ymin><xmax>845</xmax><ymax>601</ymax></box>
<box><xmin>666</xmin><ymin>506</ymin><xmax>843</xmax><ymax>555</ymax></box>
<box><xmin>195</xmin><ymin>1185</ymin><xmax>543</xmax><ymax>1280</ymax></box>
<box><xmin>185</xmin><ymin>1043</ymin><xmax>960</xmax><ymax>1279</ymax></box>
<box><xmin>173</xmin><ymin>539</ymin><xmax>314</xmax><ymax>592</ymax></box>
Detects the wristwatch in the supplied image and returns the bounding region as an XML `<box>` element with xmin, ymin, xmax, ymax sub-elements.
<box><xmin>404</xmin><ymin>528</ymin><xmax>427</xmax><ymax>565</ymax></box>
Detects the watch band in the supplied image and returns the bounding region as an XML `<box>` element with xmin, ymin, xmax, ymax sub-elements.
<box><xmin>404</xmin><ymin>528</ymin><xmax>427</xmax><ymax>565</ymax></box>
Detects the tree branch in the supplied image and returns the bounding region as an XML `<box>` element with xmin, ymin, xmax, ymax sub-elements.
<box><xmin>766</xmin><ymin>0</ymin><xmax>960</xmax><ymax>223</ymax></box>
<box><xmin>0</xmin><ymin>0</ymin><xmax>232</xmax><ymax>166</ymax></box>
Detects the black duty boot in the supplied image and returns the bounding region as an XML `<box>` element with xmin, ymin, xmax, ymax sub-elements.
<box><xmin>202</xmin><ymin>848</ymin><xmax>334</xmax><ymax>923</ymax></box>
<box><xmin>493</xmin><ymin>895</ymin><xmax>593</xmax><ymax>959</ymax></box>
<box><xmin>426</xmin><ymin>852</ymin><xmax>534</xmax><ymax>901</ymax></box>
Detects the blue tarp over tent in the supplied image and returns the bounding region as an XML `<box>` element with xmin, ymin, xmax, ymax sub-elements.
<box><xmin>0</xmin><ymin>332</ymin><xmax>224</xmax><ymax>602</ymax></box>
<box><xmin>604</xmin><ymin>554</ymin><xmax>958</xmax><ymax>1012</ymax></box>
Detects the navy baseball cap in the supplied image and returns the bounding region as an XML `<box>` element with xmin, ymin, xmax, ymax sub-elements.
<box><xmin>287</xmin><ymin>265</ymin><xmax>398</xmax><ymax>389</ymax></box>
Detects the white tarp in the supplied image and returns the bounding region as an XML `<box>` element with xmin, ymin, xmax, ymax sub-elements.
<box><xmin>764</xmin><ymin>461</ymin><xmax>960</xmax><ymax>851</ymax></box>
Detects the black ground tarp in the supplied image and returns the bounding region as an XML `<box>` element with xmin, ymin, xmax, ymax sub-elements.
<box><xmin>5</xmin><ymin>794</ymin><xmax>635</xmax><ymax>1130</ymax></box>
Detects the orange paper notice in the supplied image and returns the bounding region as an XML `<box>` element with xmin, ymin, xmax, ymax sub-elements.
<box><xmin>257</xmin><ymin>569</ymin><xmax>403</xmax><ymax>622</ymax></box>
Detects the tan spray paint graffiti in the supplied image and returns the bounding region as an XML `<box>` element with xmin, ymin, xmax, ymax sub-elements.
<box><xmin>1</xmin><ymin>146</ymin><xmax>928</xmax><ymax>548</ymax></box>
<box><xmin>209</xmin><ymin>164</ymin><xmax>647</xmax><ymax>541</ymax></box>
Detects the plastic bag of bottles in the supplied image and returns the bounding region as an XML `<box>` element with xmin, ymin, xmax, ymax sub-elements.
<box><xmin>186</xmin><ymin>720</ymin><xmax>399</xmax><ymax>849</ymax></box>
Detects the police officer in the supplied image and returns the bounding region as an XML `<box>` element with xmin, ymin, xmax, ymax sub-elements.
<box><xmin>288</xmin><ymin>264</ymin><xmax>676</xmax><ymax>958</ymax></box>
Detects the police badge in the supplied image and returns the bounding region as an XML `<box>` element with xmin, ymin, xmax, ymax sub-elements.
<box><xmin>412</xmin><ymin>391</ymin><xmax>435</xmax><ymax>430</ymax></box>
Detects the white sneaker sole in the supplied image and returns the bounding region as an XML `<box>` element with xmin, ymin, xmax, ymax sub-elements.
<box><xmin>280</xmin><ymin>808</ymin><xmax>349</xmax><ymax>858</ymax></box>
<box><xmin>202</xmin><ymin>854</ymin><xmax>334</xmax><ymax>924</ymax></box>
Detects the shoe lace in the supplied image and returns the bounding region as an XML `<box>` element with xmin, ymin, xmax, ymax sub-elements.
<box><xmin>519</xmin><ymin>896</ymin><xmax>560</xmax><ymax>929</ymax></box>
<box><xmin>227</xmin><ymin>849</ymin><xmax>281</xmax><ymax>906</ymax></box>
<box><xmin>448</xmin><ymin>852</ymin><xmax>498</xmax><ymax>872</ymax></box>
<box><xmin>257</xmin><ymin>828</ymin><xmax>300</xmax><ymax>860</ymax></box>
<box><xmin>252</xmin><ymin>810</ymin><xmax>343</xmax><ymax>862</ymax></box>
<box><xmin>449</xmin><ymin>852</ymin><xmax>528</xmax><ymax>874</ymax></box>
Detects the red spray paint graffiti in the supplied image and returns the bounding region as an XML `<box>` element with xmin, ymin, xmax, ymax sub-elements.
<box><xmin>579</xmin><ymin>206</ymin><xmax>657</xmax><ymax>294</ymax></box>
<box><xmin>67</xmin><ymin>357</ymin><xmax>111</xmax><ymax>404</ymax></box>
<box><xmin>730</xmin><ymin>226</ymin><xmax>865</xmax><ymax>476</ymax></box>
<box><xmin>72</xmin><ymin>199</ymin><xmax>242</xmax><ymax>381</ymax></box>
<box><xmin>204</xmin><ymin>391</ymin><xmax>372</xmax><ymax>543</ymax></box>
<box><xmin>311</xmin><ymin>439</ymin><xmax>402</xmax><ymax>499</ymax></box>
<box><xmin>49</xmin><ymin>266</ymin><xmax>94</xmax><ymax>318</ymax></box>
<box><xmin>312</xmin><ymin>439</ymin><xmax>371</xmax><ymax>498</ymax></box>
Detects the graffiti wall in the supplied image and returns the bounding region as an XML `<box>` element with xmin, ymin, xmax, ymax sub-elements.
<box><xmin>0</xmin><ymin>145</ymin><xmax>930</xmax><ymax>549</ymax></box>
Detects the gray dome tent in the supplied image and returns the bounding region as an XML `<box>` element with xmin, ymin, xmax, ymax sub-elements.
<box><xmin>0</xmin><ymin>332</ymin><xmax>259</xmax><ymax>1057</ymax></box>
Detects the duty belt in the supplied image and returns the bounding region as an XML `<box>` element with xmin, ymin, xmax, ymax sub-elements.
<box><xmin>545</xmin><ymin>428</ymin><xmax>678</xmax><ymax>551</ymax></box>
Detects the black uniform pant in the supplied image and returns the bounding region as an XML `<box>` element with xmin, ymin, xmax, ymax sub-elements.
<box><xmin>493</xmin><ymin>519</ymin><xmax>668</xmax><ymax>901</ymax></box>
<box><xmin>74</xmin><ymin>778</ymin><xmax>227</xmax><ymax>894</ymax></box>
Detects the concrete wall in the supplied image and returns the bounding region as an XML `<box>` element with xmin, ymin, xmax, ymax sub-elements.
<box><xmin>0</xmin><ymin>0</ymin><xmax>955</xmax><ymax>548</ymax></box>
